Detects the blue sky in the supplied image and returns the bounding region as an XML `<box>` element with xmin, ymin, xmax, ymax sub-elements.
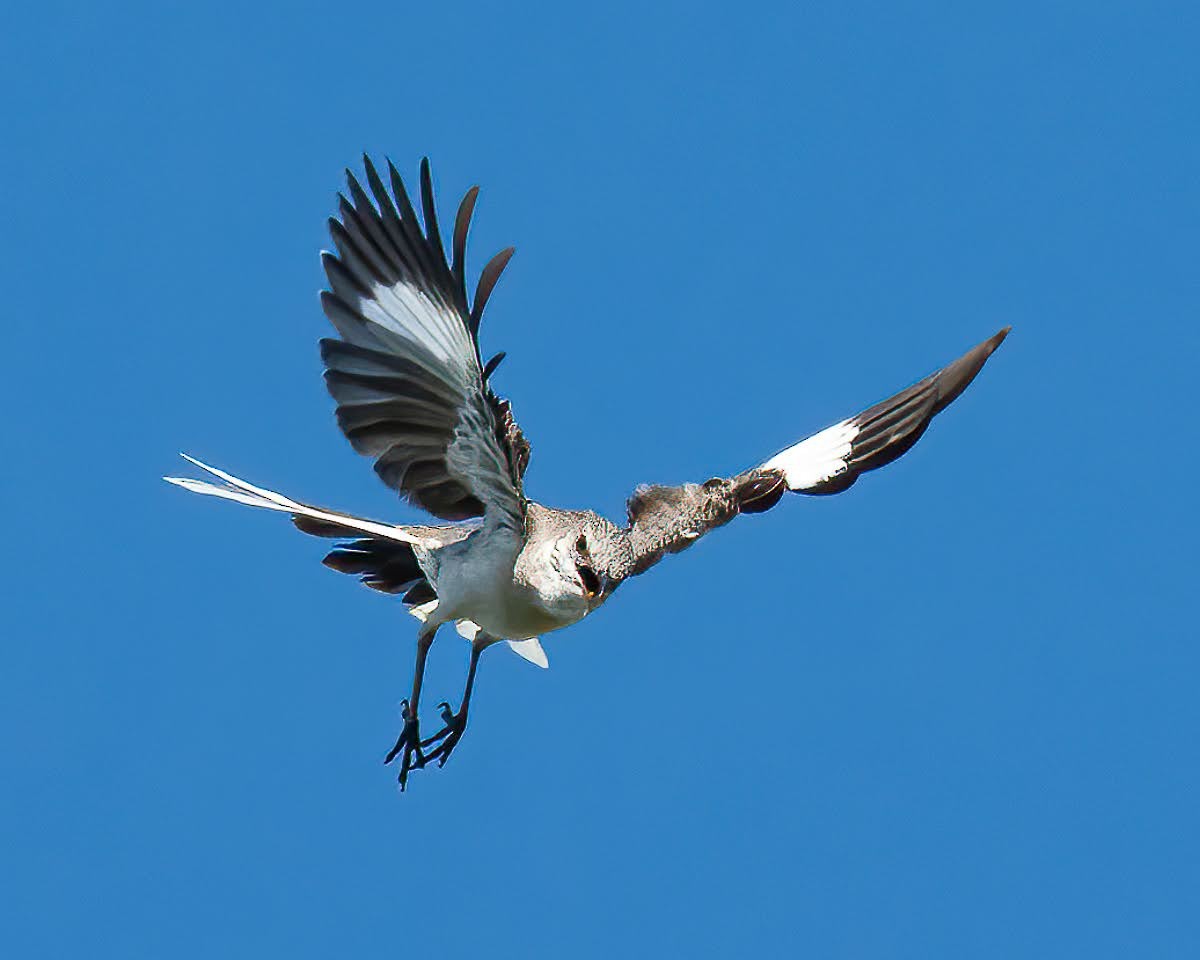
<box><xmin>3</xmin><ymin>1</ymin><xmax>1197</xmax><ymax>956</ymax></box>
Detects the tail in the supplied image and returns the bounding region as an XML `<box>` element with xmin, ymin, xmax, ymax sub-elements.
<box><xmin>164</xmin><ymin>454</ymin><xmax>437</xmax><ymax>548</ymax></box>
<box><xmin>166</xmin><ymin>455</ymin><xmax>550</xmax><ymax>667</ymax></box>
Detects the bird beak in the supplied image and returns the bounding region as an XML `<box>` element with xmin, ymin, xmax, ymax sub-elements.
<box><xmin>578</xmin><ymin>561</ymin><xmax>603</xmax><ymax>600</ymax></box>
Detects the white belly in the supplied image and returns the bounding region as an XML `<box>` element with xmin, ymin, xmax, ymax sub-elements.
<box><xmin>423</xmin><ymin>528</ymin><xmax>589</xmax><ymax>640</ymax></box>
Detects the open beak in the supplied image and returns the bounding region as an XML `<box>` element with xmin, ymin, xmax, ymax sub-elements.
<box><xmin>578</xmin><ymin>563</ymin><xmax>606</xmax><ymax>601</ymax></box>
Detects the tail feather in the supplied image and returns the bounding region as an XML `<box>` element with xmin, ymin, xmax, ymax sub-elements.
<box><xmin>322</xmin><ymin>538</ymin><xmax>426</xmax><ymax>595</ymax></box>
<box><xmin>169</xmin><ymin>455</ymin><xmax>550</xmax><ymax>668</ymax></box>
<box><xmin>164</xmin><ymin>454</ymin><xmax>436</xmax><ymax>548</ymax></box>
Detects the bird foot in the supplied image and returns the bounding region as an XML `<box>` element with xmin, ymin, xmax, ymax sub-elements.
<box><xmin>419</xmin><ymin>701</ymin><xmax>469</xmax><ymax>768</ymax></box>
<box><xmin>383</xmin><ymin>700</ymin><xmax>426</xmax><ymax>791</ymax></box>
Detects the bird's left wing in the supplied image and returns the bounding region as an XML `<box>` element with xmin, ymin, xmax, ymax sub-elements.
<box><xmin>321</xmin><ymin>157</ymin><xmax>530</xmax><ymax>530</ymax></box>
<box><xmin>621</xmin><ymin>328</ymin><xmax>1009</xmax><ymax>576</ymax></box>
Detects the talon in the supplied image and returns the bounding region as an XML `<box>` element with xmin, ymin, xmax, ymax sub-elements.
<box><xmin>388</xmin><ymin>640</ymin><xmax>486</xmax><ymax>790</ymax></box>
<box><xmin>419</xmin><ymin>705</ymin><xmax>468</xmax><ymax>768</ymax></box>
<box><xmin>382</xmin><ymin>703</ymin><xmax>425</xmax><ymax>787</ymax></box>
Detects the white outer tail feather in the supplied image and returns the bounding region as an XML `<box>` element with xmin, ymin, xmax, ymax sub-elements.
<box><xmin>164</xmin><ymin>454</ymin><xmax>437</xmax><ymax>548</ymax></box>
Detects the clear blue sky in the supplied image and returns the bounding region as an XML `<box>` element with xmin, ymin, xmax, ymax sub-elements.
<box><xmin>3</xmin><ymin>2</ymin><xmax>1197</xmax><ymax>956</ymax></box>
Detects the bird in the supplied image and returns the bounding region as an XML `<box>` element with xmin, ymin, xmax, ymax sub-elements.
<box><xmin>166</xmin><ymin>156</ymin><xmax>1010</xmax><ymax>790</ymax></box>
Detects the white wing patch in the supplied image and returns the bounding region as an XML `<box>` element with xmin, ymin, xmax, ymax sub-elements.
<box><xmin>363</xmin><ymin>280</ymin><xmax>472</xmax><ymax>371</ymax></box>
<box><xmin>761</xmin><ymin>420</ymin><xmax>859</xmax><ymax>491</ymax></box>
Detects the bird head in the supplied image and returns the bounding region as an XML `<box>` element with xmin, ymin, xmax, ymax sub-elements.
<box><xmin>568</xmin><ymin>513</ymin><xmax>631</xmax><ymax>608</ymax></box>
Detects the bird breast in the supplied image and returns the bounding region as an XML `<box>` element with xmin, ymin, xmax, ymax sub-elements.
<box><xmin>430</xmin><ymin>526</ymin><xmax>589</xmax><ymax>640</ymax></box>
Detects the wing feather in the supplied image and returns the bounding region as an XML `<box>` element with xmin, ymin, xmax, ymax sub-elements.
<box><xmin>764</xmin><ymin>327</ymin><xmax>1010</xmax><ymax>494</ymax></box>
<box><xmin>320</xmin><ymin>157</ymin><xmax>531</xmax><ymax>527</ymax></box>
<box><xmin>621</xmin><ymin>329</ymin><xmax>1009</xmax><ymax>576</ymax></box>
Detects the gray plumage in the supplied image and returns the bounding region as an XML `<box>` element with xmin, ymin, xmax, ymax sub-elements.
<box><xmin>166</xmin><ymin>156</ymin><xmax>1009</xmax><ymax>790</ymax></box>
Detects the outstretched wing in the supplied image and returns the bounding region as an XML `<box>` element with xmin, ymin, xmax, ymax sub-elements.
<box><xmin>622</xmin><ymin>328</ymin><xmax>1009</xmax><ymax>576</ymax></box>
<box><xmin>321</xmin><ymin>156</ymin><xmax>530</xmax><ymax>530</ymax></box>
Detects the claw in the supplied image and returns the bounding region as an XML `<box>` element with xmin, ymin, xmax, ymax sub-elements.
<box><xmin>420</xmin><ymin>706</ymin><xmax>468</xmax><ymax>768</ymax></box>
<box><xmin>382</xmin><ymin>699</ymin><xmax>426</xmax><ymax>791</ymax></box>
<box><xmin>385</xmin><ymin>639</ymin><xmax>485</xmax><ymax>790</ymax></box>
<box><xmin>420</xmin><ymin>702</ymin><xmax>458</xmax><ymax>747</ymax></box>
<box><xmin>383</xmin><ymin>700</ymin><xmax>412</xmax><ymax>764</ymax></box>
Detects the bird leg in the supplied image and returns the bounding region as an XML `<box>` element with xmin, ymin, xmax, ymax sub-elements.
<box><xmin>383</xmin><ymin>627</ymin><xmax>435</xmax><ymax>790</ymax></box>
<box><xmin>420</xmin><ymin>638</ymin><xmax>492</xmax><ymax>768</ymax></box>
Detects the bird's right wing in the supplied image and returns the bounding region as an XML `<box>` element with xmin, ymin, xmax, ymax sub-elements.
<box><xmin>620</xmin><ymin>328</ymin><xmax>1009</xmax><ymax>576</ymax></box>
<box><xmin>320</xmin><ymin>157</ymin><xmax>530</xmax><ymax>531</ymax></box>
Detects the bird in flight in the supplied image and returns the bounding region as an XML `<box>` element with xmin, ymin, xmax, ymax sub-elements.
<box><xmin>167</xmin><ymin>156</ymin><xmax>1009</xmax><ymax>790</ymax></box>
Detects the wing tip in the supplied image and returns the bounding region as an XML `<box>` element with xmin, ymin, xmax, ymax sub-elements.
<box><xmin>988</xmin><ymin>326</ymin><xmax>1012</xmax><ymax>351</ymax></box>
<box><xmin>926</xmin><ymin>325</ymin><xmax>1011</xmax><ymax>417</ymax></box>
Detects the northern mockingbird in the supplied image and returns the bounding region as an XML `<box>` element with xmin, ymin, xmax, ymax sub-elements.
<box><xmin>167</xmin><ymin>157</ymin><xmax>1009</xmax><ymax>789</ymax></box>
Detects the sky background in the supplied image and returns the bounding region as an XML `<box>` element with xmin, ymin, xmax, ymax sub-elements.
<box><xmin>3</xmin><ymin>1</ymin><xmax>1197</xmax><ymax>956</ymax></box>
